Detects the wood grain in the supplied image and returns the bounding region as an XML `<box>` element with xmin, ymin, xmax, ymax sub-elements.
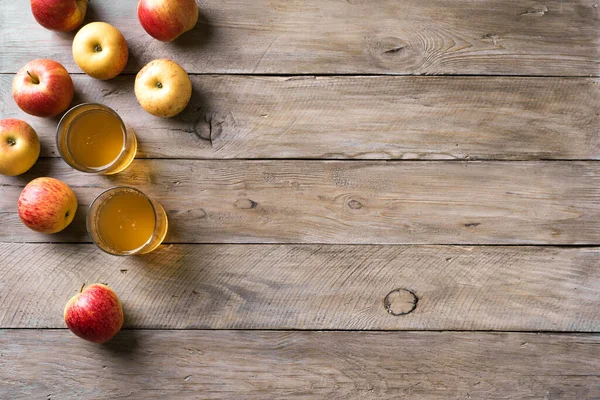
<box><xmin>2</xmin><ymin>75</ymin><xmax>599</xmax><ymax>160</ymax></box>
<box><xmin>1</xmin><ymin>160</ymin><xmax>599</xmax><ymax>244</ymax></box>
<box><xmin>2</xmin><ymin>243</ymin><xmax>600</xmax><ymax>331</ymax></box>
<box><xmin>2</xmin><ymin>330</ymin><xmax>600</xmax><ymax>399</ymax></box>
<box><xmin>0</xmin><ymin>0</ymin><xmax>598</xmax><ymax>75</ymax></box>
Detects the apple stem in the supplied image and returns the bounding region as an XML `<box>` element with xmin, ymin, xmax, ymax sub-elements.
<box><xmin>26</xmin><ymin>71</ymin><xmax>39</xmax><ymax>85</ymax></box>
<box><xmin>6</xmin><ymin>137</ymin><xmax>16</xmax><ymax>147</ymax></box>
<box><xmin>80</xmin><ymin>283</ymin><xmax>86</xmax><ymax>293</ymax></box>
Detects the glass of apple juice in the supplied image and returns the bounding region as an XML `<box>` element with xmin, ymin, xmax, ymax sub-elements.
<box><xmin>87</xmin><ymin>187</ymin><xmax>168</xmax><ymax>255</ymax></box>
<box><xmin>57</xmin><ymin>103</ymin><xmax>136</xmax><ymax>174</ymax></box>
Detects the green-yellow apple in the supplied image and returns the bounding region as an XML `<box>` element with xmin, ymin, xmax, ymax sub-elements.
<box><xmin>0</xmin><ymin>119</ymin><xmax>40</xmax><ymax>177</ymax></box>
<box><xmin>12</xmin><ymin>59</ymin><xmax>74</xmax><ymax>118</ymax></box>
<box><xmin>31</xmin><ymin>0</ymin><xmax>87</xmax><ymax>32</ymax></box>
<box><xmin>64</xmin><ymin>284</ymin><xmax>124</xmax><ymax>344</ymax></box>
<box><xmin>137</xmin><ymin>0</ymin><xmax>199</xmax><ymax>42</ymax></box>
<box><xmin>18</xmin><ymin>177</ymin><xmax>77</xmax><ymax>234</ymax></box>
<box><xmin>134</xmin><ymin>59</ymin><xmax>192</xmax><ymax>117</ymax></box>
<box><xmin>72</xmin><ymin>22</ymin><xmax>129</xmax><ymax>80</ymax></box>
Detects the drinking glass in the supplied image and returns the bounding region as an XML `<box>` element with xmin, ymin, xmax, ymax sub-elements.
<box><xmin>57</xmin><ymin>103</ymin><xmax>137</xmax><ymax>174</ymax></box>
<box><xmin>87</xmin><ymin>186</ymin><xmax>168</xmax><ymax>255</ymax></box>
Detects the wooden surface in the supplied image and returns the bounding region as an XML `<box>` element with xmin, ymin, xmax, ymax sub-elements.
<box><xmin>1</xmin><ymin>75</ymin><xmax>599</xmax><ymax>160</ymax></box>
<box><xmin>2</xmin><ymin>243</ymin><xmax>600</xmax><ymax>331</ymax></box>
<box><xmin>1</xmin><ymin>0</ymin><xmax>599</xmax><ymax>75</ymax></box>
<box><xmin>1</xmin><ymin>0</ymin><xmax>599</xmax><ymax>398</ymax></box>
<box><xmin>3</xmin><ymin>330</ymin><xmax>600</xmax><ymax>399</ymax></box>
<box><xmin>2</xmin><ymin>159</ymin><xmax>600</xmax><ymax>244</ymax></box>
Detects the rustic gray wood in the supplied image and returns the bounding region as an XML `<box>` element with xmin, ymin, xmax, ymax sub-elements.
<box><xmin>2</xmin><ymin>330</ymin><xmax>600</xmax><ymax>399</ymax></box>
<box><xmin>2</xmin><ymin>75</ymin><xmax>599</xmax><ymax>160</ymax></box>
<box><xmin>1</xmin><ymin>160</ymin><xmax>599</xmax><ymax>244</ymax></box>
<box><xmin>2</xmin><ymin>243</ymin><xmax>600</xmax><ymax>331</ymax></box>
<box><xmin>0</xmin><ymin>0</ymin><xmax>598</xmax><ymax>75</ymax></box>
<box><xmin>2</xmin><ymin>0</ymin><xmax>599</xmax><ymax>396</ymax></box>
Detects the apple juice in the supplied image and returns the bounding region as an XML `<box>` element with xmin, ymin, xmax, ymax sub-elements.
<box><xmin>57</xmin><ymin>103</ymin><xmax>137</xmax><ymax>174</ymax></box>
<box><xmin>67</xmin><ymin>109</ymin><xmax>124</xmax><ymax>168</ymax></box>
<box><xmin>88</xmin><ymin>187</ymin><xmax>168</xmax><ymax>255</ymax></box>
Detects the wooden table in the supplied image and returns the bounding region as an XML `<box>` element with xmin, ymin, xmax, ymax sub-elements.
<box><xmin>1</xmin><ymin>1</ymin><xmax>599</xmax><ymax>398</ymax></box>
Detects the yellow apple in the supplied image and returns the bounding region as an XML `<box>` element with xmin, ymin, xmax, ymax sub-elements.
<box><xmin>134</xmin><ymin>59</ymin><xmax>192</xmax><ymax>117</ymax></box>
<box><xmin>0</xmin><ymin>119</ymin><xmax>40</xmax><ymax>176</ymax></box>
<box><xmin>72</xmin><ymin>22</ymin><xmax>129</xmax><ymax>80</ymax></box>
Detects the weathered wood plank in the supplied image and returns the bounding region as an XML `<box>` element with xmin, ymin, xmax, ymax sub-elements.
<box><xmin>1</xmin><ymin>330</ymin><xmax>599</xmax><ymax>399</ymax></box>
<box><xmin>1</xmin><ymin>160</ymin><xmax>599</xmax><ymax>244</ymax></box>
<box><xmin>1</xmin><ymin>243</ymin><xmax>600</xmax><ymax>331</ymax></box>
<box><xmin>0</xmin><ymin>0</ymin><xmax>598</xmax><ymax>75</ymax></box>
<box><xmin>2</xmin><ymin>75</ymin><xmax>599</xmax><ymax>160</ymax></box>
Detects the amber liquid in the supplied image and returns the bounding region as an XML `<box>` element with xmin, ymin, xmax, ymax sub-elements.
<box><xmin>67</xmin><ymin>110</ymin><xmax>124</xmax><ymax>169</ymax></box>
<box><xmin>97</xmin><ymin>190</ymin><xmax>157</xmax><ymax>253</ymax></box>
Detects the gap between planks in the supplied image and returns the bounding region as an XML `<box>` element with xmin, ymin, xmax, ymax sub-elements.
<box><xmin>2</xmin><ymin>73</ymin><xmax>600</xmax><ymax>78</ymax></box>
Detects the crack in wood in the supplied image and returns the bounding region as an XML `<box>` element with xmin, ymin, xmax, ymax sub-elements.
<box><xmin>519</xmin><ymin>5</ymin><xmax>548</xmax><ymax>16</ymax></box>
<box><xmin>383</xmin><ymin>45</ymin><xmax>406</xmax><ymax>55</ymax></box>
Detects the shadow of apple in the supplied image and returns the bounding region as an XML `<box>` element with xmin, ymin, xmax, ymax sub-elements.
<box><xmin>170</xmin><ymin>10</ymin><xmax>214</xmax><ymax>52</ymax></box>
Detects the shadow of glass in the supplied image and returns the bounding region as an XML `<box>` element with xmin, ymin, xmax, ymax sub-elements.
<box><xmin>129</xmin><ymin>244</ymin><xmax>210</xmax><ymax>314</ymax></box>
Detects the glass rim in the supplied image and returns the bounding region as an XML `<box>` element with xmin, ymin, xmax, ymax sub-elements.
<box><xmin>56</xmin><ymin>102</ymin><xmax>128</xmax><ymax>174</ymax></box>
<box><xmin>86</xmin><ymin>186</ymin><xmax>160</xmax><ymax>256</ymax></box>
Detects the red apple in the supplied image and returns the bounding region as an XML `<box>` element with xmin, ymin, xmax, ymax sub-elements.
<box><xmin>30</xmin><ymin>0</ymin><xmax>87</xmax><ymax>32</ymax></box>
<box><xmin>64</xmin><ymin>284</ymin><xmax>124</xmax><ymax>343</ymax></box>
<box><xmin>13</xmin><ymin>59</ymin><xmax>74</xmax><ymax>118</ymax></box>
<box><xmin>18</xmin><ymin>177</ymin><xmax>77</xmax><ymax>234</ymax></box>
<box><xmin>137</xmin><ymin>0</ymin><xmax>199</xmax><ymax>42</ymax></box>
<box><xmin>0</xmin><ymin>119</ymin><xmax>40</xmax><ymax>176</ymax></box>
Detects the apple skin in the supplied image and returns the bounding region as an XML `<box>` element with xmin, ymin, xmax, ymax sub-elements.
<box><xmin>137</xmin><ymin>0</ymin><xmax>199</xmax><ymax>42</ymax></box>
<box><xmin>64</xmin><ymin>284</ymin><xmax>124</xmax><ymax>344</ymax></box>
<box><xmin>18</xmin><ymin>177</ymin><xmax>77</xmax><ymax>234</ymax></box>
<box><xmin>30</xmin><ymin>0</ymin><xmax>87</xmax><ymax>32</ymax></box>
<box><xmin>72</xmin><ymin>22</ymin><xmax>129</xmax><ymax>80</ymax></box>
<box><xmin>0</xmin><ymin>119</ymin><xmax>40</xmax><ymax>177</ymax></box>
<box><xmin>12</xmin><ymin>59</ymin><xmax>74</xmax><ymax>118</ymax></box>
<box><xmin>134</xmin><ymin>59</ymin><xmax>192</xmax><ymax>117</ymax></box>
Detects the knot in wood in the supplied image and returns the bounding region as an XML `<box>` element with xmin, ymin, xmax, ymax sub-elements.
<box><xmin>384</xmin><ymin>288</ymin><xmax>418</xmax><ymax>316</ymax></box>
<box><xmin>348</xmin><ymin>199</ymin><xmax>363</xmax><ymax>209</ymax></box>
<box><xmin>234</xmin><ymin>199</ymin><xmax>258</xmax><ymax>209</ymax></box>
